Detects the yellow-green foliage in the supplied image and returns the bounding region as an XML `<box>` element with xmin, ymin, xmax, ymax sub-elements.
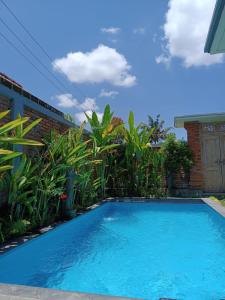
<box><xmin>210</xmin><ymin>196</ymin><xmax>225</xmax><ymax>207</ymax></box>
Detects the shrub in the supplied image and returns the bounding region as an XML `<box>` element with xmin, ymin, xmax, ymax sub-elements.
<box><xmin>161</xmin><ymin>134</ymin><xmax>193</xmax><ymax>190</ymax></box>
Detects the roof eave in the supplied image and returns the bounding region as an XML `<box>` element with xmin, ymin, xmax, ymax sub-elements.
<box><xmin>174</xmin><ymin>112</ymin><xmax>225</xmax><ymax>128</ymax></box>
<box><xmin>204</xmin><ymin>0</ymin><xmax>225</xmax><ymax>53</ymax></box>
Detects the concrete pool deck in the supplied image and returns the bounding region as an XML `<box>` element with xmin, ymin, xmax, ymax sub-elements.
<box><xmin>1</xmin><ymin>197</ymin><xmax>225</xmax><ymax>300</ymax></box>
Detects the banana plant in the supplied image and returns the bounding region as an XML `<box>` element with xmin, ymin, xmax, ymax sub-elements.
<box><xmin>85</xmin><ymin>105</ymin><xmax>122</xmax><ymax>198</ymax></box>
<box><xmin>124</xmin><ymin>111</ymin><xmax>162</xmax><ymax>196</ymax></box>
<box><xmin>0</xmin><ymin>110</ymin><xmax>43</xmax><ymax>172</ymax></box>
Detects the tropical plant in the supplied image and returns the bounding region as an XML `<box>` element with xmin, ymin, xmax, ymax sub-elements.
<box><xmin>85</xmin><ymin>105</ymin><xmax>122</xmax><ymax>198</ymax></box>
<box><xmin>161</xmin><ymin>134</ymin><xmax>193</xmax><ymax>191</ymax></box>
<box><xmin>34</xmin><ymin>127</ymin><xmax>91</xmax><ymax>223</ymax></box>
<box><xmin>0</xmin><ymin>106</ymin><xmax>181</xmax><ymax>243</ymax></box>
<box><xmin>7</xmin><ymin>155</ymin><xmax>38</xmax><ymax>222</ymax></box>
<box><xmin>0</xmin><ymin>111</ymin><xmax>43</xmax><ymax>241</ymax></box>
<box><xmin>0</xmin><ymin>110</ymin><xmax>42</xmax><ymax>172</ymax></box>
<box><xmin>123</xmin><ymin>111</ymin><xmax>164</xmax><ymax>196</ymax></box>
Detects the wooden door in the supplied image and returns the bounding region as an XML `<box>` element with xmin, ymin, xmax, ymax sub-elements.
<box><xmin>220</xmin><ymin>134</ymin><xmax>225</xmax><ymax>188</ymax></box>
<box><xmin>202</xmin><ymin>135</ymin><xmax>223</xmax><ymax>192</ymax></box>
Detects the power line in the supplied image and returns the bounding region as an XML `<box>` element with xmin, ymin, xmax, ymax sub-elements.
<box><xmin>0</xmin><ymin>16</ymin><xmax>69</xmax><ymax>92</ymax></box>
<box><xmin>0</xmin><ymin>30</ymin><xmax>65</xmax><ymax>93</ymax></box>
<box><xmin>0</xmin><ymin>0</ymin><xmax>87</xmax><ymax>99</ymax></box>
<box><xmin>0</xmin><ymin>0</ymin><xmax>53</xmax><ymax>62</ymax></box>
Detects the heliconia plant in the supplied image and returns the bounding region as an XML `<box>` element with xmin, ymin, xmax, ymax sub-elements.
<box><xmin>0</xmin><ymin>110</ymin><xmax>43</xmax><ymax>172</ymax></box>
<box><xmin>0</xmin><ymin>111</ymin><xmax>43</xmax><ymax>240</ymax></box>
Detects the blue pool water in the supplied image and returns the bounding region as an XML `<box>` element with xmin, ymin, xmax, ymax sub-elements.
<box><xmin>0</xmin><ymin>201</ymin><xmax>225</xmax><ymax>299</ymax></box>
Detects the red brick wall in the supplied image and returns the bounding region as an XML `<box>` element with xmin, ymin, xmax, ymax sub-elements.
<box><xmin>174</xmin><ymin>169</ymin><xmax>189</xmax><ymax>189</ymax></box>
<box><xmin>0</xmin><ymin>97</ymin><xmax>70</xmax><ymax>141</ymax></box>
<box><xmin>184</xmin><ymin>122</ymin><xmax>204</xmax><ymax>190</ymax></box>
<box><xmin>24</xmin><ymin>107</ymin><xmax>69</xmax><ymax>141</ymax></box>
<box><xmin>0</xmin><ymin>96</ymin><xmax>72</xmax><ymax>204</ymax></box>
<box><xmin>0</xmin><ymin>96</ymin><xmax>11</xmax><ymax>125</ymax></box>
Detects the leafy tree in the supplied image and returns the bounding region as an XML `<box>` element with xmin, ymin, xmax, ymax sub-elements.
<box><xmin>140</xmin><ymin>114</ymin><xmax>171</xmax><ymax>144</ymax></box>
<box><xmin>161</xmin><ymin>134</ymin><xmax>193</xmax><ymax>191</ymax></box>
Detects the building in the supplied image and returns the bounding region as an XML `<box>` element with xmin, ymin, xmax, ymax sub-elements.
<box><xmin>205</xmin><ymin>0</ymin><xmax>225</xmax><ymax>54</ymax></box>
<box><xmin>175</xmin><ymin>113</ymin><xmax>225</xmax><ymax>194</ymax></box>
<box><xmin>173</xmin><ymin>1</ymin><xmax>225</xmax><ymax>195</ymax></box>
<box><xmin>0</xmin><ymin>73</ymin><xmax>76</xmax><ymax>142</ymax></box>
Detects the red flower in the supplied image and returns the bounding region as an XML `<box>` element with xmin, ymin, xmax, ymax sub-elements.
<box><xmin>59</xmin><ymin>193</ymin><xmax>67</xmax><ymax>201</ymax></box>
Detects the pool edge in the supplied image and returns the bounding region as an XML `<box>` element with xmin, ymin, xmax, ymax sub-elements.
<box><xmin>201</xmin><ymin>197</ymin><xmax>225</xmax><ymax>218</ymax></box>
<box><xmin>0</xmin><ymin>283</ymin><xmax>139</xmax><ymax>300</ymax></box>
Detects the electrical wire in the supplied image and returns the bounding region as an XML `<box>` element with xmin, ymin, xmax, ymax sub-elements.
<box><xmin>0</xmin><ymin>16</ymin><xmax>68</xmax><ymax>92</ymax></box>
<box><xmin>0</xmin><ymin>30</ymin><xmax>65</xmax><ymax>93</ymax></box>
<box><xmin>0</xmin><ymin>0</ymin><xmax>87</xmax><ymax>99</ymax></box>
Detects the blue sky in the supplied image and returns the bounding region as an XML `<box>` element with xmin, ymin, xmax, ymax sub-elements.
<box><xmin>0</xmin><ymin>0</ymin><xmax>224</xmax><ymax>139</ymax></box>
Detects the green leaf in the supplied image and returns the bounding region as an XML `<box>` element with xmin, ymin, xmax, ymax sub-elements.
<box><xmin>0</xmin><ymin>110</ymin><xmax>10</xmax><ymax>121</ymax></box>
<box><xmin>102</xmin><ymin>104</ymin><xmax>113</xmax><ymax>127</ymax></box>
<box><xmin>21</xmin><ymin>118</ymin><xmax>42</xmax><ymax>137</ymax></box>
<box><xmin>0</xmin><ymin>117</ymin><xmax>29</xmax><ymax>135</ymax></box>
<box><xmin>67</xmin><ymin>153</ymin><xmax>91</xmax><ymax>165</ymax></box>
<box><xmin>0</xmin><ymin>152</ymin><xmax>22</xmax><ymax>163</ymax></box>
<box><xmin>0</xmin><ymin>149</ymin><xmax>14</xmax><ymax>155</ymax></box>
<box><xmin>92</xmin><ymin>112</ymin><xmax>100</xmax><ymax>127</ymax></box>
<box><xmin>99</xmin><ymin>144</ymin><xmax>119</xmax><ymax>153</ymax></box>
<box><xmin>0</xmin><ymin>165</ymin><xmax>13</xmax><ymax>172</ymax></box>
<box><xmin>128</xmin><ymin>111</ymin><xmax>134</xmax><ymax>133</ymax></box>
<box><xmin>0</xmin><ymin>137</ymin><xmax>43</xmax><ymax>146</ymax></box>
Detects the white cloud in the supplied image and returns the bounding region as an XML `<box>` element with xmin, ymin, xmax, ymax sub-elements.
<box><xmin>157</xmin><ymin>0</ymin><xmax>224</xmax><ymax>68</ymax></box>
<box><xmin>101</xmin><ymin>27</ymin><xmax>120</xmax><ymax>34</ymax></box>
<box><xmin>99</xmin><ymin>89</ymin><xmax>119</xmax><ymax>98</ymax></box>
<box><xmin>53</xmin><ymin>44</ymin><xmax>136</xmax><ymax>87</ymax></box>
<box><xmin>56</xmin><ymin>93</ymin><xmax>103</xmax><ymax>124</ymax></box>
<box><xmin>155</xmin><ymin>54</ymin><xmax>171</xmax><ymax>68</ymax></box>
<box><xmin>56</xmin><ymin>93</ymin><xmax>98</xmax><ymax>110</ymax></box>
<box><xmin>79</xmin><ymin>97</ymin><xmax>98</xmax><ymax>110</ymax></box>
<box><xmin>133</xmin><ymin>27</ymin><xmax>146</xmax><ymax>35</ymax></box>
<box><xmin>56</xmin><ymin>93</ymin><xmax>78</xmax><ymax>108</ymax></box>
<box><xmin>75</xmin><ymin>110</ymin><xmax>103</xmax><ymax>123</ymax></box>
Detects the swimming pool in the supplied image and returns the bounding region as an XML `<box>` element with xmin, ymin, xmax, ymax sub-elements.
<box><xmin>0</xmin><ymin>201</ymin><xmax>225</xmax><ymax>299</ymax></box>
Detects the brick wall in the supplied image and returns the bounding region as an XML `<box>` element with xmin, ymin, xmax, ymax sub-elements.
<box><xmin>174</xmin><ymin>170</ymin><xmax>189</xmax><ymax>189</ymax></box>
<box><xmin>0</xmin><ymin>95</ymin><xmax>72</xmax><ymax>204</ymax></box>
<box><xmin>0</xmin><ymin>97</ymin><xmax>70</xmax><ymax>141</ymax></box>
<box><xmin>0</xmin><ymin>97</ymin><xmax>11</xmax><ymax>204</ymax></box>
<box><xmin>184</xmin><ymin>122</ymin><xmax>204</xmax><ymax>190</ymax></box>
<box><xmin>24</xmin><ymin>106</ymin><xmax>69</xmax><ymax>141</ymax></box>
<box><xmin>0</xmin><ymin>96</ymin><xmax>11</xmax><ymax>124</ymax></box>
